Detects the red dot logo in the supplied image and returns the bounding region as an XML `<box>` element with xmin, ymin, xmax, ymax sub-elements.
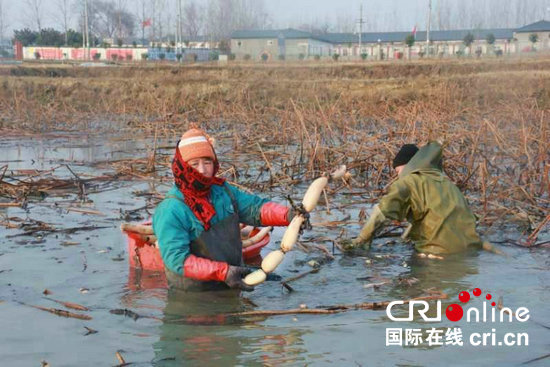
<box><xmin>486</xmin><ymin>294</ymin><xmax>492</xmax><ymax>300</ymax></box>
<box><xmin>491</xmin><ymin>302</ymin><xmax>496</xmax><ymax>307</ymax></box>
<box><xmin>445</xmin><ymin>304</ymin><xmax>464</xmax><ymax>322</ymax></box>
<box><xmin>459</xmin><ymin>291</ymin><xmax>470</xmax><ymax>303</ymax></box>
<box><xmin>473</xmin><ymin>288</ymin><xmax>482</xmax><ymax>297</ymax></box>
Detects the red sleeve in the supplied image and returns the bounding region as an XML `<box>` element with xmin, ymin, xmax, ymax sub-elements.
<box><xmin>183</xmin><ymin>254</ymin><xmax>229</xmax><ymax>282</ymax></box>
<box><xmin>260</xmin><ymin>202</ymin><xmax>290</xmax><ymax>226</ymax></box>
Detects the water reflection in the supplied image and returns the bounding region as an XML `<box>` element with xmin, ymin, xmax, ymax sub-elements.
<box><xmin>382</xmin><ymin>251</ymin><xmax>479</xmax><ymax>322</ymax></box>
<box><xmin>0</xmin><ymin>135</ymin><xmax>170</xmax><ymax>170</ymax></box>
<box><xmin>127</xmin><ymin>267</ymin><xmax>168</xmax><ymax>291</ymax></box>
<box><xmin>404</xmin><ymin>252</ymin><xmax>479</xmax><ymax>296</ymax></box>
<box><xmin>149</xmin><ymin>290</ymin><xmax>308</xmax><ymax>366</ymax></box>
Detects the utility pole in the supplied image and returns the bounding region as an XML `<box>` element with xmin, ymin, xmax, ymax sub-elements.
<box><xmin>426</xmin><ymin>0</ymin><xmax>432</xmax><ymax>55</ymax></box>
<box><xmin>436</xmin><ymin>0</ymin><xmax>442</xmax><ymax>30</ymax></box>
<box><xmin>141</xmin><ymin>1</ymin><xmax>145</xmax><ymax>46</ymax></box>
<box><xmin>84</xmin><ymin>0</ymin><xmax>90</xmax><ymax>60</ymax></box>
<box><xmin>117</xmin><ymin>0</ymin><xmax>122</xmax><ymax>44</ymax></box>
<box><xmin>82</xmin><ymin>8</ymin><xmax>85</xmax><ymax>52</ymax></box>
<box><xmin>174</xmin><ymin>0</ymin><xmax>178</xmax><ymax>56</ymax></box>
<box><xmin>357</xmin><ymin>3</ymin><xmax>366</xmax><ymax>59</ymax></box>
<box><xmin>177</xmin><ymin>0</ymin><xmax>182</xmax><ymax>60</ymax></box>
<box><xmin>0</xmin><ymin>1</ymin><xmax>3</xmax><ymax>47</ymax></box>
<box><xmin>0</xmin><ymin>0</ymin><xmax>5</xmax><ymax>49</ymax></box>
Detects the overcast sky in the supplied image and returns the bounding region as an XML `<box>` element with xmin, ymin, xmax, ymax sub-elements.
<box><xmin>0</xmin><ymin>0</ymin><xmax>437</xmax><ymax>35</ymax></box>
<box><xmin>268</xmin><ymin>0</ymin><xmax>420</xmax><ymax>29</ymax></box>
<box><xmin>1</xmin><ymin>0</ymin><xmax>549</xmax><ymax>38</ymax></box>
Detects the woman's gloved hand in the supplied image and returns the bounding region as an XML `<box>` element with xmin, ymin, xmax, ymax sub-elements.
<box><xmin>339</xmin><ymin>238</ymin><xmax>371</xmax><ymax>252</ymax></box>
<box><xmin>339</xmin><ymin>206</ymin><xmax>389</xmax><ymax>252</ymax></box>
<box><xmin>224</xmin><ymin>265</ymin><xmax>254</xmax><ymax>291</ymax></box>
<box><xmin>287</xmin><ymin>206</ymin><xmax>311</xmax><ymax>230</ymax></box>
<box><xmin>260</xmin><ymin>201</ymin><xmax>311</xmax><ymax>230</ymax></box>
<box><xmin>261</xmin><ymin>202</ymin><xmax>293</xmax><ymax>226</ymax></box>
<box><xmin>244</xmin><ymin>266</ymin><xmax>282</xmax><ymax>281</ymax></box>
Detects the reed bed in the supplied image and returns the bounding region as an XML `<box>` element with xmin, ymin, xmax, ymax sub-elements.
<box><xmin>0</xmin><ymin>58</ymin><xmax>548</xmax><ymax>232</ymax></box>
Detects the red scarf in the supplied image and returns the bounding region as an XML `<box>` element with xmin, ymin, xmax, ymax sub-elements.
<box><xmin>172</xmin><ymin>142</ymin><xmax>225</xmax><ymax>230</ymax></box>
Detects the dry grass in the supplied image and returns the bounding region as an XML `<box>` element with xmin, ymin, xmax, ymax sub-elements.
<box><xmin>0</xmin><ymin>57</ymin><xmax>548</xmax><ymax>224</ymax></box>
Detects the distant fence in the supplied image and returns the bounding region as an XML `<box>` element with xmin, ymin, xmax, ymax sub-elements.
<box><xmin>23</xmin><ymin>47</ymin><xmax>147</xmax><ymax>61</ymax></box>
<box><xmin>20</xmin><ymin>46</ymin><xmax>218</xmax><ymax>62</ymax></box>
<box><xmin>146</xmin><ymin>48</ymin><xmax>214</xmax><ymax>62</ymax></box>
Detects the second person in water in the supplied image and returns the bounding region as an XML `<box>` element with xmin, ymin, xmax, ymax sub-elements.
<box><xmin>343</xmin><ymin>141</ymin><xmax>484</xmax><ymax>254</ymax></box>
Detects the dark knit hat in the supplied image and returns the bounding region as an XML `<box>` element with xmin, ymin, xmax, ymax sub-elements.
<box><xmin>392</xmin><ymin>144</ymin><xmax>419</xmax><ymax>168</ymax></box>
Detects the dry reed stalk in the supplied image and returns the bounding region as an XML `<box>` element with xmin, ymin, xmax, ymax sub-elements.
<box><xmin>21</xmin><ymin>303</ymin><xmax>92</xmax><ymax>320</ymax></box>
<box><xmin>44</xmin><ymin>297</ymin><xmax>89</xmax><ymax>311</ymax></box>
<box><xmin>229</xmin><ymin>292</ymin><xmax>448</xmax><ymax>317</ymax></box>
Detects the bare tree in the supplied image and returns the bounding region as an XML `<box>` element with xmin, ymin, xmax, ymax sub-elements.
<box><xmin>24</xmin><ymin>0</ymin><xmax>44</xmax><ymax>31</ymax></box>
<box><xmin>389</xmin><ymin>8</ymin><xmax>403</xmax><ymax>31</ymax></box>
<box><xmin>114</xmin><ymin>0</ymin><xmax>129</xmax><ymax>42</ymax></box>
<box><xmin>437</xmin><ymin>0</ymin><xmax>452</xmax><ymax>30</ymax></box>
<box><xmin>134</xmin><ymin>0</ymin><xmax>150</xmax><ymax>44</ymax></box>
<box><xmin>183</xmin><ymin>1</ymin><xmax>202</xmax><ymax>39</ymax></box>
<box><xmin>469</xmin><ymin>0</ymin><xmax>484</xmax><ymax>29</ymax></box>
<box><xmin>180</xmin><ymin>0</ymin><xmax>550</xmax><ymax>41</ymax></box>
<box><xmin>153</xmin><ymin>0</ymin><xmax>167</xmax><ymax>42</ymax></box>
<box><xmin>233</xmin><ymin>0</ymin><xmax>267</xmax><ymax>30</ymax></box>
<box><xmin>149</xmin><ymin>0</ymin><xmax>156</xmax><ymax>40</ymax></box>
<box><xmin>335</xmin><ymin>13</ymin><xmax>355</xmax><ymax>33</ymax></box>
<box><xmin>364</xmin><ymin>11</ymin><xmax>379</xmax><ymax>32</ymax></box>
<box><xmin>204</xmin><ymin>0</ymin><xmax>268</xmax><ymax>40</ymax></box>
<box><xmin>211</xmin><ymin>0</ymin><xmax>232</xmax><ymax>39</ymax></box>
<box><xmin>434</xmin><ymin>0</ymin><xmax>548</xmax><ymax>30</ymax></box>
<box><xmin>296</xmin><ymin>16</ymin><xmax>332</xmax><ymax>35</ymax></box>
<box><xmin>165</xmin><ymin>4</ymin><xmax>173</xmax><ymax>44</ymax></box>
<box><xmin>75</xmin><ymin>0</ymin><xmax>135</xmax><ymax>42</ymax></box>
<box><xmin>54</xmin><ymin>0</ymin><xmax>71</xmax><ymax>45</ymax></box>
<box><xmin>0</xmin><ymin>0</ymin><xmax>8</xmax><ymax>44</ymax></box>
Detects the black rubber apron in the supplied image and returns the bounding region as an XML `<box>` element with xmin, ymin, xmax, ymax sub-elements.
<box><xmin>164</xmin><ymin>186</ymin><xmax>243</xmax><ymax>291</ymax></box>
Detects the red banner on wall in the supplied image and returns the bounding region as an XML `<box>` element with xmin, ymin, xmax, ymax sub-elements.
<box><xmin>34</xmin><ymin>47</ymin><xmax>63</xmax><ymax>59</ymax></box>
<box><xmin>106</xmin><ymin>49</ymin><xmax>133</xmax><ymax>61</ymax></box>
<box><xmin>71</xmin><ymin>48</ymin><xmax>102</xmax><ymax>60</ymax></box>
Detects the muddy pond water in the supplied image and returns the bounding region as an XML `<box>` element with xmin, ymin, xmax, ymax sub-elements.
<box><xmin>1</xmin><ymin>133</ymin><xmax>549</xmax><ymax>366</ymax></box>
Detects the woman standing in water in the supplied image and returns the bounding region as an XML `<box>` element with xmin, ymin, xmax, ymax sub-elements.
<box><xmin>153</xmin><ymin>128</ymin><xmax>295</xmax><ymax>292</ymax></box>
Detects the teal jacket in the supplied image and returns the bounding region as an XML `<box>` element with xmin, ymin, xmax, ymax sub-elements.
<box><xmin>152</xmin><ymin>183</ymin><xmax>269</xmax><ymax>275</ymax></box>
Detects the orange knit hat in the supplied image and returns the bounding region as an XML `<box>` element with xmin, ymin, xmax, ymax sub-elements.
<box><xmin>178</xmin><ymin>128</ymin><xmax>216</xmax><ymax>162</ymax></box>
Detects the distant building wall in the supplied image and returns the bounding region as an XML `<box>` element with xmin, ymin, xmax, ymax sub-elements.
<box><xmin>307</xmin><ymin>39</ymin><xmax>332</xmax><ymax>57</ymax></box>
<box><xmin>231</xmin><ymin>37</ymin><xmax>332</xmax><ymax>60</ymax></box>
<box><xmin>515</xmin><ymin>31</ymin><xmax>550</xmax><ymax>51</ymax></box>
<box><xmin>281</xmin><ymin>38</ymin><xmax>311</xmax><ymax>58</ymax></box>
<box><xmin>231</xmin><ymin>25</ymin><xmax>550</xmax><ymax>60</ymax></box>
<box><xmin>332</xmin><ymin>38</ymin><xmax>519</xmax><ymax>60</ymax></box>
<box><xmin>233</xmin><ymin>37</ymin><xmax>522</xmax><ymax>61</ymax></box>
<box><xmin>231</xmin><ymin>38</ymin><xmax>279</xmax><ymax>60</ymax></box>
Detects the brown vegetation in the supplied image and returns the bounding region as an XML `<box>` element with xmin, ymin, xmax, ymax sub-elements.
<box><xmin>0</xmin><ymin>58</ymin><xmax>548</xmax><ymax>230</ymax></box>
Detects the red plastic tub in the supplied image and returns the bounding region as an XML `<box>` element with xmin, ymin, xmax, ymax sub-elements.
<box><xmin>125</xmin><ymin>223</ymin><xmax>271</xmax><ymax>272</ymax></box>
